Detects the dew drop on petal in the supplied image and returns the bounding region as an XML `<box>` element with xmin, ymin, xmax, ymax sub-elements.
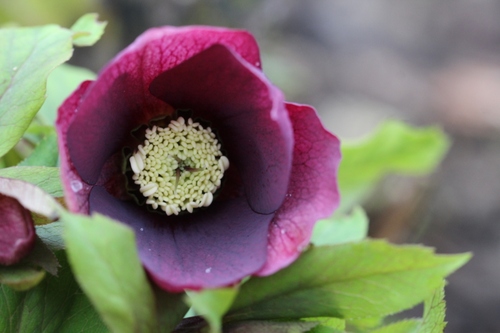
<box><xmin>140</xmin><ymin>228</ymin><xmax>144</xmax><ymax>231</ymax></box>
<box><xmin>205</xmin><ymin>267</ymin><xmax>212</xmax><ymax>273</ymax></box>
<box><xmin>281</xmin><ymin>229</ymin><xmax>286</xmax><ymax>235</ymax></box>
<box><xmin>70</xmin><ymin>180</ymin><xmax>83</xmax><ymax>192</ymax></box>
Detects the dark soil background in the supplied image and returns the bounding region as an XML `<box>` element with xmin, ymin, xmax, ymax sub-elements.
<box><xmin>3</xmin><ymin>1</ymin><xmax>500</xmax><ymax>331</ymax></box>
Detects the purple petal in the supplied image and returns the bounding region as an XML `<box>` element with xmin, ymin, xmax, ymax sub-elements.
<box><xmin>256</xmin><ymin>103</ymin><xmax>341</xmax><ymax>276</ymax></box>
<box><xmin>150</xmin><ymin>45</ymin><xmax>293</xmax><ymax>214</ymax></box>
<box><xmin>89</xmin><ymin>186</ymin><xmax>273</xmax><ymax>292</ymax></box>
<box><xmin>0</xmin><ymin>194</ymin><xmax>35</xmax><ymax>265</ymax></box>
<box><xmin>66</xmin><ymin>27</ymin><xmax>261</xmax><ymax>186</ymax></box>
<box><xmin>56</xmin><ymin>80</ymin><xmax>94</xmax><ymax>213</ymax></box>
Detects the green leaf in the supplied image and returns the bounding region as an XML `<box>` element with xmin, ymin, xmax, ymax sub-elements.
<box><xmin>154</xmin><ymin>285</ymin><xmax>189</xmax><ymax>333</ymax></box>
<box><xmin>312</xmin><ymin>206</ymin><xmax>368</xmax><ymax>246</ymax></box>
<box><xmin>0</xmin><ymin>177</ymin><xmax>61</xmax><ymax>220</ymax></box>
<box><xmin>304</xmin><ymin>317</ymin><xmax>345</xmax><ymax>333</ymax></box>
<box><xmin>18</xmin><ymin>130</ymin><xmax>58</xmax><ymax>167</ymax></box>
<box><xmin>371</xmin><ymin>281</ymin><xmax>447</xmax><ymax>333</ymax></box>
<box><xmin>0</xmin><ymin>166</ymin><xmax>62</xmax><ymax>196</ymax></box>
<box><xmin>186</xmin><ymin>287</ymin><xmax>239</xmax><ymax>333</ymax></box>
<box><xmin>21</xmin><ymin>236</ymin><xmax>59</xmax><ymax>276</ymax></box>
<box><xmin>37</xmin><ymin>64</ymin><xmax>96</xmax><ymax>126</ymax></box>
<box><xmin>25</xmin><ymin>123</ymin><xmax>55</xmax><ymax>136</ymax></box>
<box><xmin>0</xmin><ymin>252</ymin><xmax>108</xmax><ymax>333</ymax></box>
<box><xmin>0</xmin><ymin>148</ymin><xmax>23</xmax><ymax>168</ymax></box>
<box><xmin>346</xmin><ymin>316</ymin><xmax>383</xmax><ymax>331</ymax></box>
<box><xmin>338</xmin><ymin>121</ymin><xmax>450</xmax><ymax>209</ymax></box>
<box><xmin>61</xmin><ymin>211</ymin><xmax>158</xmax><ymax>333</ymax></box>
<box><xmin>172</xmin><ymin>318</ymin><xmax>324</xmax><ymax>333</ymax></box>
<box><xmin>307</xmin><ymin>325</ymin><xmax>343</xmax><ymax>333</ymax></box>
<box><xmin>36</xmin><ymin>222</ymin><xmax>65</xmax><ymax>251</ymax></box>
<box><xmin>71</xmin><ymin>13</ymin><xmax>107</xmax><ymax>47</ymax></box>
<box><xmin>223</xmin><ymin>320</ymin><xmax>319</xmax><ymax>333</ymax></box>
<box><xmin>418</xmin><ymin>281</ymin><xmax>446</xmax><ymax>333</ymax></box>
<box><xmin>57</xmin><ymin>295</ymin><xmax>109</xmax><ymax>333</ymax></box>
<box><xmin>340</xmin><ymin>121</ymin><xmax>450</xmax><ymax>187</ymax></box>
<box><xmin>227</xmin><ymin>240</ymin><xmax>470</xmax><ymax>322</ymax></box>
<box><xmin>0</xmin><ymin>265</ymin><xmax>45</xmax><ymax>291</ymax></box>
<box><xmin>0</xmin><ymin>25</ymin><xmax>73</xmax><ymax>158</ymax></box>
<box><xmin>369</xmin><ymin>319</ymin><xmax>421</xmax><ymax>333</ymax></box>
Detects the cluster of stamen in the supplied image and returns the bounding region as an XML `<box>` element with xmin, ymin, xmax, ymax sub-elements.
<box><xmin>129</xmin><ymin>117</ymin><xmax>229</xmax><ymax>215</ymax></box>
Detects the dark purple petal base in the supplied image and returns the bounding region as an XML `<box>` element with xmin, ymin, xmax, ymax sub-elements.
<box><xmin>89</xmin><ymin>186</ymin><xmax>271</xmax><ymax>291</ymax></box>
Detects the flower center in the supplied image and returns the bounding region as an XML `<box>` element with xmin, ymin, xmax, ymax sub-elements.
<box><xmin>129</xmin><ymin>117</ymin><xmax>229</xmax><ymax>216</ymax></box>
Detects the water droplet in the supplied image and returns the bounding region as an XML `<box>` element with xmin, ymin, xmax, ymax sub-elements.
<box><xmin>70</xmin><ymin>180</ymin><xmax>82</xmax><ymax>192</ymax></box>
<box><xmin>12</xmin><ymin>66</ymin><xmax>17</xmax><ymax>71</ymax></box>
<box><xmin>255</xmin><ymin>61</ymin><xmax>260</xmax><ymax>67</ymax></box>
<box><xmin>281</xmin><ymin>229</ymin><xmax>286</xmax><ymax>235</ymax></box>
<box><xmin>140</xmin><ymin>228</ymin><xmax>144</xmax><ymax>231</ymax></box>
<box><xmin>148</xmin><ymin>248</ymin><xmax>151</xmax><ymax>251</ymax></box>
<box><xmin>205</xmin><ymin>267</ymin><xmax>212</xmax><ymax>273</ymax></box>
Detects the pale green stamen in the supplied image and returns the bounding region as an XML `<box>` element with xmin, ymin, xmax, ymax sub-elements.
<box><xmin>129</xmin><ymin>117</ymin><xmax>229</xmax><ymax>216</ymax></box>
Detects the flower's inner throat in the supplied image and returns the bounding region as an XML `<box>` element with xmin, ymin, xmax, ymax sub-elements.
<box><xmin>129</xmin><ymin>117</ymin><xmax>229</xmax><ymax>216</ymax></box>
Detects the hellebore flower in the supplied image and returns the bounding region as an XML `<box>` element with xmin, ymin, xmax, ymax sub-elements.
<box><xmin>0</xmin><ymin>194</ymin><xmax>36</xmax><ymax>266</ymax></box>
<box><xmin>57</xmin><ymin>26</ymin><xmax>341</xmax><ymax>292</ymax></box>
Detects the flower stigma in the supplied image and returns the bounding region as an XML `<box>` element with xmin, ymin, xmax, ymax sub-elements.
<box><xmin>129</xmin><ymin>117</ymin><xmax>229</xmax><ymax>216</ymax></box>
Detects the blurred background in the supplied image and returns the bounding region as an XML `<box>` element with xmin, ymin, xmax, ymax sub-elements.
<box><xmin>2</xmin><ymin>0</ymin><xmax>499</xmax><ymax>331</ymax></box>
